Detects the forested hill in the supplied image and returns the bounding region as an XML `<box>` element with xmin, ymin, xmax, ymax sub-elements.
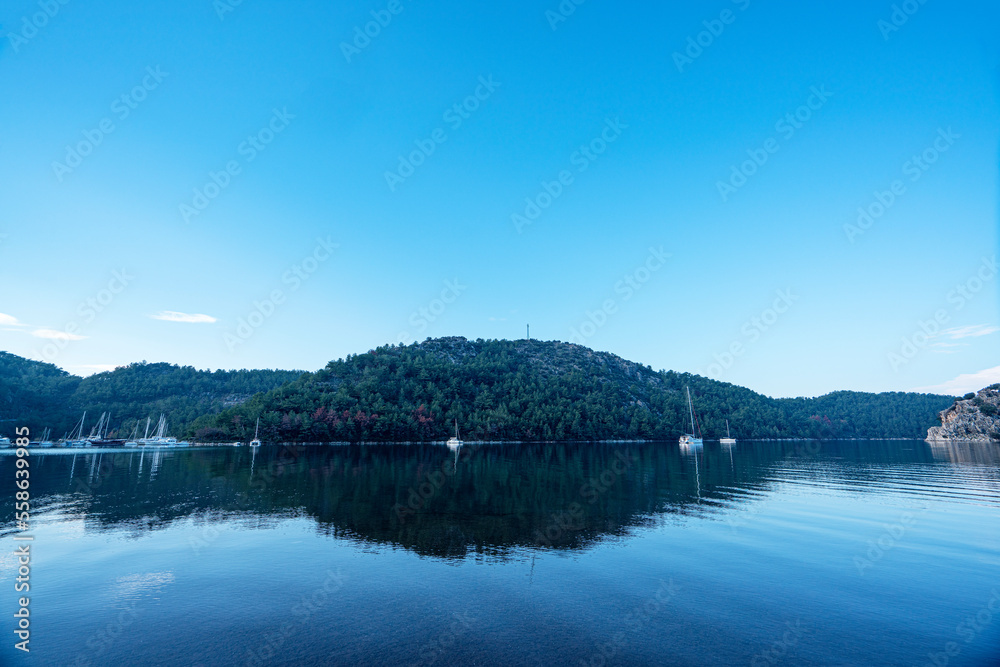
<box><xmin>0</xmin><ymin>352</ymin><xmax>303</xmax><ymax>438</ymax></box>
<box><xmin>189</xmin><ymin>337</ymin><xmax>955</xmax><ymax>442</ymax></box>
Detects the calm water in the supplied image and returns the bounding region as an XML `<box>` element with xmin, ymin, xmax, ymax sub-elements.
<box><xmin>1</xmin><ymin>440</ymin><xmax>999</xmax><ymax>666</ymax></box>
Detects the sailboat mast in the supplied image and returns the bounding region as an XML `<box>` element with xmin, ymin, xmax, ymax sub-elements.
<box><xmin>726</xmin><ymin>419</ymin><xmax>731</xmax><ymax>438</ymax></box>
<box><xmin>686</xmin><ymin>387</ymin><xmax>696</xmax><ymax>435</ymax></box>
<box><xmin>144</xmin><ymin>417</ymin><xmax>150</xmax><ymax>440</ymax></box>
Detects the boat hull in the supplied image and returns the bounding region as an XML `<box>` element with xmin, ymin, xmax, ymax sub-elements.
<box><xmin>88</xmin><ymin>439</ymin><xmax>127</xmax><ymax>447</ymax></box>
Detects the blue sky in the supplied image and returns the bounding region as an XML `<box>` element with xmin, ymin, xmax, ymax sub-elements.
<box><xmin>1</xmin><ymin>0</ymin><xmax>997</xmax><ymax>397</ymax></box>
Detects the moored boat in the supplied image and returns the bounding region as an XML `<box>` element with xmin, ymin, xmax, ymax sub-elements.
<box><xmin>29</xmin><ymin>428</ymin><xmax>55</xmax><ymax>448</ymax></box>
<box><xmin>721</xmin><ymin>419</ymin><xmax>737</xmax><ymax>445</ymax></box>
<box><xmin>679</xmin><ymin>387</ymin><xmax>703</xmax><ymax>447</ymax></box>
<box><xmin>446</xmin><ymin>419</ymin><xmax>463</xmax><ymax>449</ymax></box>
<box><xmin>250</xmin><ymin>417</ymin><xmax>262</xmax><ymax>447</ymax></box>
<box><xmin>65</xmin><ymin>412</ymin><xmax>91</xmax><ymax>447</ymax></box>
<box><xmin>137</xmin><ymin>414</ymin><xmax>190</xmax><ymax>447</ymax></box>
<box><xmin>86</xmin><ymin>412</ymin><xmax>127</xmax><ymax>447</ymax></box>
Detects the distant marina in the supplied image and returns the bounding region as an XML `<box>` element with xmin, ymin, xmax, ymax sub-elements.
<box><xmin>25</xmin><ymin>411</ymin><xmax>196</xmax><ymax>449</ymax></box>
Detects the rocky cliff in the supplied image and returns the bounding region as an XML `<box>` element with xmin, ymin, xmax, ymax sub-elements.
<box><xmin>926</xmin><ymin>384</ymin><xmax>1000</xmax><ymax>442</ymax></box>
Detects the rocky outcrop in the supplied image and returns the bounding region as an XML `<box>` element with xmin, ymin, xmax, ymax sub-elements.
<box><xmin>926</xmin><ymin>384</ymin><xmax>1000</xmax><ymax>442</ymax></box>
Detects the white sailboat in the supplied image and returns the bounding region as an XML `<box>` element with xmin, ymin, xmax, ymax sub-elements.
<box><xmin>679</xmin><ymin>386</ymin><xmax>703</xmax><ymax>447</ymax></box>
<box><xmin>87</xmin><ymin>412</ymin><xmax>126</xmax><ymax>447</ymax></box>
<box><xmin>127</xmin><ymin>417</ymin><xmax>151</xmax><ymax>447</ymax></box>
<box><xmin>65</xmin><ymin>412</ymin><xmax>91</xmax><ymax>447</ymax></box>
<box><xmin>721</xmin><ymin>419</ymin><xmax>737</xmax><ymax>445</ymax></box>
<box><xmin>138</xmin><ymin>414</ymin><xmax>189</xmax><ymax>447</ymax></box>
<box><xmin>124</xmin><ymin>421</ymin><xmax>141</xmax><ymax>447</ymax></box>
<box><xmin>250</xmin><ymin>417</ymin><xmax>262</xmax><ymax>447</ymax></box>
<box><xmin>446</xmin><ymin>419</ymin><xmax>463</xmax><ymax>450</ymax></box>
<box><xmin>29</xmin><ymin>428</ymin><xmax>55</xmax><ymax>448</ymax></box>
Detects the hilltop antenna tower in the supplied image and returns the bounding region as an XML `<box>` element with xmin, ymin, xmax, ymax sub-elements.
<box><xmin>527</xmin><ymin>324</ymin><xmax>530</xmax><ymax>340</ymax></box>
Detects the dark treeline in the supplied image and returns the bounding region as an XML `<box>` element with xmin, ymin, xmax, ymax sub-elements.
<box><xmin>186</xmin><ymin>338</ymin><xmax>954</xmax><ymax>442</ymax></box>
<box><xmin>0</xmin><ymin>352</ymin><xmax>302</xmax><ymax>438</ymax></box>
<box><xmin>0</xmin><ymin>340</ymin><xmax>954</xmax><ymax>442</ymax></box>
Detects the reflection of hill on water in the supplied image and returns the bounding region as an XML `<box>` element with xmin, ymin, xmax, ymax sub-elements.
<box><xmin>929</xmin><ymin>440</ymin><xmax>1000</xmax><ymax>465</ymax></box>
<box><xmin>0</xmin><ymin>441</ymin><xmax>955</xmax><ymax>559</ymax></box>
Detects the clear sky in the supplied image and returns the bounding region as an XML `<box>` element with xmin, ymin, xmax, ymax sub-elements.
<box><xmin>1</xmin><ymin>0</ymin><xmax>997</xmax><ymax>397</ymax></box>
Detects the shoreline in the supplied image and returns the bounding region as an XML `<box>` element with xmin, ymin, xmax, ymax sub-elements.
<box><xmin>3</xmin><ymin>436</ymin><xmax>990</xmax><ymax>454</ymax></box>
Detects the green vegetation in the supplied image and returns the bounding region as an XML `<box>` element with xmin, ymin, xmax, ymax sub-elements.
<box><xmin>0</xmin><ymin>339</ymin><xmax>955</xmax><ymax>442</ymax></box>
<box><xmin>0</xmin><ymin>352</ymin><xmax>79</xmax><ymax>433</ymax></box>
<box><xmin>0</xmin><ymin>352</ymin><xmax>302</xmax><ymax>438</ymax></box>
<box><xmin>187</xmin><ymin>338</ymin><xmax>954</xmax><ymax>442</ymax></box>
